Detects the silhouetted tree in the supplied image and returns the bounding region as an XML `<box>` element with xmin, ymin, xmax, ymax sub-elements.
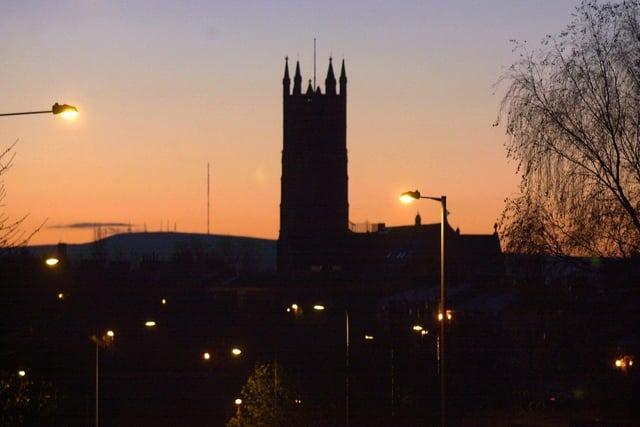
<box><xmin>497</xmin><ymin>0</ymin><xmax>640</xmax><ymax>257</ymax></box>
<box><xmin>226</xmin><ymin>362</ymin><xmax>307</xmax><ymax>427</ymax></box>
<box><xmin>0</xmin><ymin>142</ymin><xmax>43</xmax><ymax>248</ymax></box>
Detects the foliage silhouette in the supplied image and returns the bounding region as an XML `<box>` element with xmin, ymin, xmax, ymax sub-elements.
<box><xmin>497</xmin><ymin>0</ymin><xmax>640</xmax><ymax>257</ymax></box>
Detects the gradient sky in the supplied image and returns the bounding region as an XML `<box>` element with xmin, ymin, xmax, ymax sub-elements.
<box><xmin>1</xmin><ymin>0</ymin><xmax>580</xmax><ymax>244</ymax></box>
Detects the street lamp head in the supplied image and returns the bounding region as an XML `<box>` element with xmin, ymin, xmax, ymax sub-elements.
<box><xmin>400</xmin><ymin>190</ymin><xmax>421</xmax><ymax>204</ymax></box>
<box><xmin>106</xmin><ymin>330</ymin><xmax>115</xmax><ymax>338</ymax></box>
<box><xmin>144</xmin><ymin>320</ymin><xmax>156</xmax><ymax>327</ymax></box>
<box><xmin>52</xmin><ymin>103</ymin><xmax>78</xmax><ymax>119</ymax></box>
<box><xmin>313</xmin><ymin>304</ymin><xmax>325</xmax><ymax>311</ymax></box>
<box><xmin>231</xmin><ymin>348</ymin><xmax>242</xmax><ymax>356</ymax></box>
<box><xmin>45</xmin><ymin>257</ymin><xmax>60</xmax><ymax>267</ymax></box>
<box><xmin>235</xmin><ymin>398</ymin><xmax>242</xmax><ymax>405</ymax></box>
<box><xmin>18</xmin><ymin>370</ymin><xmax>26</xmax><ymax>377</ymax></box>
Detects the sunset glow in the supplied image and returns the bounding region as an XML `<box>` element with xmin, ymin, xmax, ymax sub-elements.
<box><xmin>1</xmin><ymin>1</ymin><xmax>579</xmax><ymax>245</ymax></box>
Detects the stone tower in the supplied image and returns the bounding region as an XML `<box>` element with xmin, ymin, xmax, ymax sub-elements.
<box><xmin>278</xmin><ymin>57</ymin><xmax>349</xmax><ymax>275</ymax></box>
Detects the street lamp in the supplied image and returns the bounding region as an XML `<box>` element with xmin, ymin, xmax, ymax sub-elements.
<box><xmin>0</xmin><ymin>102</ymin><xmax>79</xmax><ymax>119</ymax></box>
<box><xmin>93</xmin><ymin>329</ymin><xmax>115</xmax><ymax>427</ymax></box>
<box><xmin>235</xmin><ymin>398</ymin><xmax>242</xmax><ymax>416</ymax></box>
<box><xmin>45</xmin><ymin>257</ymin><xmax>59</xmax><ymax>267</ymax></box>
<box><xmin>400</xmin><ymin>189</ymin><xmax>447</xmax><ymax>427</ymax></box>
<box><xmin>313</xmin><ymin>304</ymin><xmax>351</xmax><ymax>426</ymax></box>
<box><xmin>231</xmin><ymin>348</ymin><xmax>242</xmax><ymax>356</ymax></box>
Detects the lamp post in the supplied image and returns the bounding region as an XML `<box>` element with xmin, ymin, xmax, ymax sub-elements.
<box><xmin>312</xmin><ymin>304</ymin><xmax>350</xmax><ymax>427</ymax></box>
<box><xmin>400</xmin><ymin>189</ymin><xmax>447</xmax><ymax>427</ymax></box>
<box><xmin>0</xmin><ymin>102</ymin><xmax>79</xmax><ymax>118</ymax></box>
<box><xmin>92</xmin><ymin>329</ymin><xmax>115</xmax><ymax>427</ymax></box>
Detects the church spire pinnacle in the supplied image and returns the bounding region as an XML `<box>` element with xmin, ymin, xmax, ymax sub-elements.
<box><xmin>339</xmin><ymin>59</ymin><xmax>347</xmax><ymax>96</ymax></box>
<box><xmin>283</xmin><ymin>57</ymin><xmax>290</xmax><ymax>96</ymax></box>
<box><xmin>325</xmin><ymin>57</ymin><xmax>336</xmax><ymax>95</ymax></box>
<box><xmin>293</xmin><ymin>60</ymin><xmax>302</xmax><ymax>95</ymax></box>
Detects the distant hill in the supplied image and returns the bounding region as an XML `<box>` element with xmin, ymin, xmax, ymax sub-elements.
<box><xmin>25</xmin><ymin>232</ymin><xmax>277</xmax><ymax>272</ymax></box>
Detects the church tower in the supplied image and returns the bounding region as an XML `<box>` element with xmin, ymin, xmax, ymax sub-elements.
<box><xmin>278</xmin><ymin>57</ymin><xmax>349</xmax><ymax>275</ymax></box>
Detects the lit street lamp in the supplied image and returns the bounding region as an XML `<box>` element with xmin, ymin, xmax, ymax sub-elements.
<box><xmin>400</xmin><ymin>189</ymin><xmax>448</xmax><ymax>427</ymax></box>
<box><xmin>45</xmin><ymin>257</ymin><xmax>60</xmax><ymax>267</ymax></box>
<box><xmin>92</xmin><ymin>329</ymin><xmax>115</xmax><ymax>427</ymax></box>
<box><xmin>0</xmin><ymin>102</ymin><xmax>79</xmax><ymax>119</ymax></box>
<box><xmin>235</xmin><ymin>398</ymin><xmax>242</xmax><ymax>416</ymax></box>
<box><xmin>17</xmin><ymin>369</ymin><xmax>26</xmax><ymax>377</ymax></box>
<box><xmin>311</xmin><ymin>304</ymin><xmax>351</xmax><ymax>427</ymax></box>
<box><xmin>231</xmin><ymin>348</ymin><xmax>242</xmax><ymax>357</ymax></box>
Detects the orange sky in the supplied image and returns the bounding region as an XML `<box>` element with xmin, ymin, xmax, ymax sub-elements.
<box><xmin>0</xmin><ymin>1</ymin><xmax>578</xmax><ymax>245</ymax></box>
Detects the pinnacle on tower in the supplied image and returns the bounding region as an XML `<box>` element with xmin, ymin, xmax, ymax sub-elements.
<box><xmin>325</xmin><ymin>57</ymin><xmax>336</xmax><ymax>95</ymax></box>
<box><xmin>283</xmin><ymin>57</ymin><xmax>291</xmax><ymax>95</ymax></box>
<box><xmin>339</xmin><ymin>59</ymin><xmax>347</xmax><ymax>96</ymax></box>
<box><xmin>306</xmin><ymin>79</ymin><xmax>314</xmax><ymax>95</ymax></box>
<box><xmin>293</xmin><ymin>60</ymin><xmax>302</xmax><ymax>95</ymax></box>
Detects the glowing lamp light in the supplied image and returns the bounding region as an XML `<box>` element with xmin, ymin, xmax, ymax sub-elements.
<box><xmin>615</xmin><ymin>359</ymin><xmax>623</xmax><ymax>367</ymax></box>
<box><xmin>203</xmin><ymin>352</ymin><xmax>211</xmax><ymax>361</ymax></box>
<box><xmin>412</xmin><ymin>325</ymin><xmax>424</xmax><ymax>332</ymax></box>
<box><xmin>57</xmin><ymin>292</ymin><xmax>64</xmax><ymax>300</ymax></box>
<box><xmin>18</xmin><ymin>370</ymin><xmax>26</xmax><ymax>377</ymax></box>
<box><xmin>52</xmin><ymin>103</ymin><xmax>78</xmax><ymax>120</ymax></box>
<box><xmin>364</xmin><ymin>335</ymin><xmax>374</xmax><ymax>340</ymax></box>
<box><xmin>235</xmin><ymin>398</ymin><xmax>242</xmax><ymax>405</ymax></box>
<box><xmin>45</xmin><ymin>257</ymin><xmax>59</xmax><ymax>267</ymax></box>
<box><xmin>106</xmin><ymin>330</ymin><xmax>115</xmax><ymax>338</ymax></box>
<box><xmin>291</xmin><ymin>303</ymin><xmax>299</xmax><ymax>311</ymax></box>
<box><xmin>145</xmin><ymin>320</ymin><xmax>156</xmax><ymax>327</ymax></box>
<box><xmin>231</xmin><ymin>348</ymin><xmax>242</xmax><ymax>356</ymax></box>
<box><xmin>400</xmin><ymin>190</ymin><xmax>421</xmax><ymax>204</ymax></box>
<box><xmin>421</xmin><ymin>330</ymin><xmax>429</xmax><ymax>336</ymax></box>
<box><xmin>313</xmin><ymin>304</ymin><xmax>325</xmax><ymax>311</ymax></box>
<box><xmin>438</xmin><ymin>313</ymin><xmax>444</xmax><ymax>321</ymax></box>
<box><xmin>161</xmin><ymin>298</ymin><xmax>167</xmax><ymax>305</ymax></box>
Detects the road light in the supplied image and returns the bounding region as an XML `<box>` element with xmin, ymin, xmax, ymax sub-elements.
<box><xmin>202</xmin><ymin>352</ymin><xmax>211</xmax><ymax>361</ymax></box>
<box><xmin>412</xmin><ymin>325</ymin><xmax>424</xmax><ymax>332</ymax></box>
<box><xmin>57</xmin><ymin>292</ymin><xmax>64</xmax><ymax>300</ymax></box>
<box><xmin>93</xmin><ymin>329</ymin><xmax>115</xmax><ymax>427</ymax></box>
<box><xmin>231</xmin><ymin>348</ymin><xmax>242</xmax><ymax>356</ymax></box>
<box><xmin>400</xmin><ymin>188</ymin><xmax>448</xmax><ymax>427</ymax></box>
<box><xmin>161</xmin><ymin>298</ymin><xmax>167</xmax><ymax>305</ymax></box>
<box><xmin>235</xmin><ymin>398</ymin><xmax>242</xmax><ymax>416</ymax></box>
<box><xmin>144</xmin><ymin>320</ymin><xmax>156</xmax><ymax>327</ymax></box>
<box><xmin>312</xmin><ymin>304</ymin><xmax>351</xmax><ymax>426</ymax></box>
<box><xmin>45</xmin><ymin>257</ymin><xmax>59</xmax><ymax>267</ymax></box>
<box><xmin>0</xmin><ymin>102</ymin><xmax>79</xmax><ymax>118</ymax></box>
<box><xmin>17</xmin><ymin>370</ymin><xmax>26</xmax><ymax>377</ymax></box>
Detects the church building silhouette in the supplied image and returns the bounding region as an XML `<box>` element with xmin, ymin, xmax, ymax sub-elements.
<box><xmin>278</xmin><ymin>57</ymin><xmax>501</xmax><ymax>286</ymax></box>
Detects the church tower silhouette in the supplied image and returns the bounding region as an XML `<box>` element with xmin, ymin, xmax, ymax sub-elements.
<box><xmin>278</xmin><ymin>57</ymin><xmax>349</xmax><ymax>275</ymax></box>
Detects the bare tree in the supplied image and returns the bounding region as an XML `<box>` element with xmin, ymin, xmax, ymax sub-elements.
<box><xmin>497</xmin><ymin>0</ymin><xmax>640</xmax><ymax>258</ymax></box>
<box><xmin>0</xmin><ymin>141</ymin><xmax>44</xmax><ymax>248</ymax></box>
